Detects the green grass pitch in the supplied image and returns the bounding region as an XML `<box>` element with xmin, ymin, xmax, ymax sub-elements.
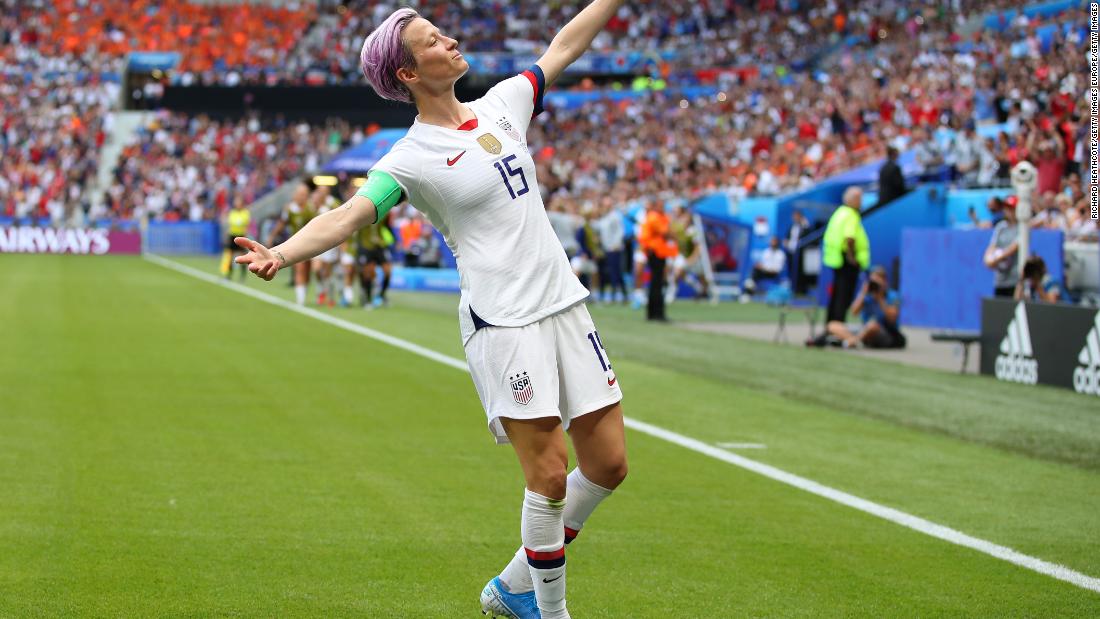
<box><xmin>2</xmin><ymin>254</ymin><xmax>1099</xmax><ymax>617</ymax></box>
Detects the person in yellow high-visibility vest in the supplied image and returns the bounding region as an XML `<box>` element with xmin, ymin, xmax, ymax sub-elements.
<box><xmin>220</xmin><ymin>196</ymin><xmax>252</xmax><ymax>280</ymax></box>
<box><xmin>822</xmin><ymin>186</ymin><xmax>870</xmax><ymax>345</ymax></box>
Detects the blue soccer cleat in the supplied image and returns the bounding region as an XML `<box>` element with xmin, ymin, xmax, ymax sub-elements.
<box><xmin>480</xmin><ymin>576</ymin><xmax>540</xmax><ymax>619</ymax></box>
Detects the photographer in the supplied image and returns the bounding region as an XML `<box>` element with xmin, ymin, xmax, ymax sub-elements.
<box><xmin>827</xmin><ymin>266</ymin><xmax>906</xmax><ymax>349</ymax></box>
<box><xmin>1014</xmin><ymin>256</ymin><xmax>1061</xmax><ymax>303</ymax></box>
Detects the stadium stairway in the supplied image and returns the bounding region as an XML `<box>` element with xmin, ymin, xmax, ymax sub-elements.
<box><xmin>93</xmin><ymin>111</ymin><xmax>153</xmax><ymax>203</ymax></box>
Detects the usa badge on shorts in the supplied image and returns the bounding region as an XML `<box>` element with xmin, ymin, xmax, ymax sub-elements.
<box><xmin>510</xmin><ymin>372</ymin><xmax>533</xmax><ymax>405</ymax></box>
<box><xmin>477</xmin><ymin>133</ymin><xmax>503</xmax><ymax>154</ymax></box>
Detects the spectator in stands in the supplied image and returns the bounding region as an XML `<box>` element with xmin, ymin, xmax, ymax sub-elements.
<box><xmin>747</xmin><ymin>236</ymin><xmax>786</xmax><ymax>294</ymax></box>
<box><xmin>983</xmin><ymin>199</ymin><xmax>1019</xmax><ymax>297</ymax></box>
<box><xmin>1029</xmin><ymin>123</ymin><xmax>1066</xmax><ymax>196</ymax></box>
<box><xmin>1014</xmin><ymin>255</ymin><xmax>1061</xmax><ymax>303</ymax></box>
<box><xmin>976</xmin><ymin>137</ymin><xmax>1000</xmax><ymax>187</ymax></box>
<box><xmin>1032</xmin><ymin>193</ymin><xmax>1069</xmax><ymax>230</ymax></box>
<box><xmin>1065</xmin><ymin>199</ymin><xmax>1099</xmax><ymax>242</ymax></box>
<box><xmin>950</xmin><ymin>123</ymin><xmax>982</xmax><ymax>185</ymax></box>
<box><xmin>877</xmin><ymin>146</ymin><xmax>906</xmax><ymax>207</ymax></box>
<box><xmin>823</xmin><ymin>186</ymin><xmax>870</xmax><ymax>340</ymax></box>
<box><xmin>912</xmin><ymin>128</ymin><xmax>944</xmax><ymax>181</ymax></box>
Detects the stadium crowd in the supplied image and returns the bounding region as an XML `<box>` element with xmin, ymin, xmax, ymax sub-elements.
<box><xmin>105</xmin><ymin>113</ymin><xmax>367</xmax><ymax>222</ymax></box>
<box><xmin>2</xmin><ymin>0</ymin><xmax>1094</xmax><ymax>253</ymax></box>
<box><xmin>2</xmin><ymin>0</ymin><xmax>1021</xmax><ymax>87</ymax></box>
<box><xmin>528</xmin><ymin>3</ymin><xmax>1093</xmax><ymax>230</ymax></box>
<box><xmin>0</xmin><ymin>74</ymin><xmax>117</xmax><ymax>222</ymax></box>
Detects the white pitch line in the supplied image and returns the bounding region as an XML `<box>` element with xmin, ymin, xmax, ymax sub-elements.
<box><xmin>716</xmin><ymin>442</ymin><xmax>768</xmax><ymax>449</ymax></box>
<box><xmin>145</xmin><ymin>253</ymin><xmax>1100</xmax><ymax>595</ymax></box>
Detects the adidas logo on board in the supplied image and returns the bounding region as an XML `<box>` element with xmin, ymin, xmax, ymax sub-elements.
<box><xmin>1073</xmin><ymin>311</ymin><xmax>1100</xmax><ymax>396</ymax></box>
<box><xmin>995</xmin><ymin>302</ymin><xmax>1038</xmax><ymax>385</ymax></box>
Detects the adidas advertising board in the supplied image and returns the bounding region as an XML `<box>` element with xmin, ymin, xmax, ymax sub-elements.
<box><xmin>981</xmin><ymin>298</ymin><xmax>1100</xmax><ymax>395</ymax></box>
<box><xmin>1074</xmin><ymin>311</ymin><xmax>1100</xmax><ymax>396</ymax></box>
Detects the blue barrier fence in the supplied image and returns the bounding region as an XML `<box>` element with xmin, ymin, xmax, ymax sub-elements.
<box><xmin>147</xmin><ymin>221</ymin><xmax>221</xmax><ymax>255</ymax></box>
<box><xmin>388</xmin><ymin>266</ymin><xmax>460</xmax><ymax>293</ymax></box>
<box><xmin>900</xmin><ymin>229</ymin><xmax>1065</xmax><ymax>331</ymax></box>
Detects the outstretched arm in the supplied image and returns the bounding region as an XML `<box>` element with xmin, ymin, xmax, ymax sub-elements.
<box><xmin>536</xmin><ymin>0</ymin><xmax>626</xmax><ymax>88</ymax></box>
<box><xmin>235</xmin><ymin>196</ymin><xmax>377</xmax><ymax>281</ymax></box>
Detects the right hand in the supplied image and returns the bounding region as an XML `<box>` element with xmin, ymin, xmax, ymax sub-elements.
<box><xmin>234</xmin><ymin>237</ymin><xmax>282</xmax><ymax>281</ymax></box>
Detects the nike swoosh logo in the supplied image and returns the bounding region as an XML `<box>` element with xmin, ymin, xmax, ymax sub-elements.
<box><xmin>447</xmin><ymin>151</ymin><xmax>466</xmax><ymax>166</ymax></box>
<box><xmin>607</xmin><ymin>376</ymin><xmax>617</xmax><ymax>387</ymax></box>
<box><xmin>542</xmin><ymin>575</ymin><xmax>562</xmax><ymax>583</ymax></box>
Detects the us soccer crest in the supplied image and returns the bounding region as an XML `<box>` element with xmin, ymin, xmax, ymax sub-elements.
<box><xmin>496</xmin><ymin>117</ymin><xmax>520</xmax><ymax>142</ymax></box>
<box><xmin>510</xmin><ymin>371</ymin><xmax>533</xmax><ymax>405</ymax></box>
<box><xmin>477</xmin><ymin>133</ymin><xmax>503</xmax><ymax>154</ymax></box>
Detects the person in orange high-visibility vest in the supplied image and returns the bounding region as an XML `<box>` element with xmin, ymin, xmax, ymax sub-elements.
<box><xmin>638</xmin><ymin>199</ymin><xmax>678</xmax><ymax>322</ymax></box>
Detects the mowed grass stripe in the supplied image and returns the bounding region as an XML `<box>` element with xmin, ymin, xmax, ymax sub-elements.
<box><xmin>147</xmin><ymin>254</ymin><xmax>1100</xmax><ymax>599</ymax></box>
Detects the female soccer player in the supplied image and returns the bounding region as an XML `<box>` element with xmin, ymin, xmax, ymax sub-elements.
<box><xmin>234</xmin><ymin>4</ymin><xmax>628</xmax><ymax>618</ymax></box>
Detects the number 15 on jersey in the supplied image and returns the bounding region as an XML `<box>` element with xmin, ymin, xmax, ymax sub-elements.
<box><xmin>494</xmin><ymin>154</ymin><xmax>529</xmax><ymax>200</ymax></box>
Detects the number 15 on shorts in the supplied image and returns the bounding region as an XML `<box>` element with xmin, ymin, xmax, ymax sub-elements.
<box><xmin>587</xmin><ymin>331</ymin><xmax>612</xmax><ymax>371</ymax></box>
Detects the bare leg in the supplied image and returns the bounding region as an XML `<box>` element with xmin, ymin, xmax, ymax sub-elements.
<box><xmin>567</xmin><ymin>401</ymin><xmax>628</xmax><ymax>490</ymax></box>
<box><xmin>501</xmin><ymin>416</ymin><xmax>569</xmax><ymax>499</ymax></box>
<box><xmin>827</xmin><ymin>320</ymin><xmax>859</xmax><ymax>347</ymax></box>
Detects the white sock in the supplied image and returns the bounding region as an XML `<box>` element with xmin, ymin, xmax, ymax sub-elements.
<box><xmin>498</xmin><ymin>546</ymin><xmax>531</xmax><ymax>593</ymax></box>
<box><xmin>563</xmin><ymin>468</ymin><xmax>613</xmax><ymax>539</ymax></box>
<box><xmin>522</xmin><ymin>489</ymin><xmax>568</xmax><ymax>618</ymax></box>
<box><xmin>343</xmin><ymin>286</ymin><xmax>354</xmax><ymax>304</ymax></box>
<box><xmin>500</xmin><ymin>470</ymin><xmax>613</xmax><ymax>595</ymax></box>
<box><xmin>295</xmin><ymin>285</ymin><xmax>306</xmax><ymax>305</ymax></box>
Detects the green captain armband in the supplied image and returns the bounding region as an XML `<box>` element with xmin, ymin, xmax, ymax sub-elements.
<box><xmin>355</xmin><ymin>170</ymin><xmax>404</xmax><ymax>223</ymax></box>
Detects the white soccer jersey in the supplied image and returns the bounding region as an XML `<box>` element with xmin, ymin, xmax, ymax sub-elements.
<box><xmin>371</xmin><ymin>66</ymin><xmax>588</xmax><ymax>343</ymax></box>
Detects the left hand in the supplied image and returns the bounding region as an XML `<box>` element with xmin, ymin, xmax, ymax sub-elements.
<box><xmin>233</xmin><ymin>237</ymin><xmax>282</xmax><ymax>281</ymax></box>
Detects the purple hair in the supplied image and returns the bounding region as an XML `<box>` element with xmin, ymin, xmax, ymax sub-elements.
<box><xmin>360</xmin><ymin>8</ymin><xmax>420</xmax><ymax>103</ymax></box>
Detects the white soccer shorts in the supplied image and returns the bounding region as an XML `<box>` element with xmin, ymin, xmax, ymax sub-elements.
<box><xmin>465</xmin><ymin>302</ymin><xmax>623</xmax><ymax>444</ymax></box>
<box><xmin>318</xmin><ymin>247</ymin><xmax>340</xmax><ymax>264</ymax></box>
<box><xmin>339</xmin><ymin>251</ymin><xmax>355</xmax><ymax>267</ymax></box>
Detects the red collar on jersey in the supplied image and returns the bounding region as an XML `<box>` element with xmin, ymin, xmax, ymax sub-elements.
<box><xmin>456</xmin><ymin>118</ymin><xmax>479</xmax><ymax>131</ymax></box>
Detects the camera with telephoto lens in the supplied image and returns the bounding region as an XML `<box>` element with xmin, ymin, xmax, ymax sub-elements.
<box><xmin>867</xmin><ymin>278</ymin><xmax>881</xmax><ymax>294</ymax></box>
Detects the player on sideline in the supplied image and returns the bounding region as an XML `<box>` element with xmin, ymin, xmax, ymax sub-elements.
<box><xmin>310</xmin><ymin>185</ymin><xmax>341</xmax><ymax>306</ymax></box>
<box><xmin>233</xmin><ymin>4</ymin><xmax>628</xmax><ymax>617</ymax></box>
<box><xmin>266</xmin><ymin>182</ymin><xmax>316</xmax><ymax>305</ymax></box>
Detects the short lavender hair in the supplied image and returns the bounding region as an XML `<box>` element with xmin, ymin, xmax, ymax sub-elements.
<box><xmin>360</xmin><ymin>8</ymin><xmax>420</xmax><ymax>103</ymax></box>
